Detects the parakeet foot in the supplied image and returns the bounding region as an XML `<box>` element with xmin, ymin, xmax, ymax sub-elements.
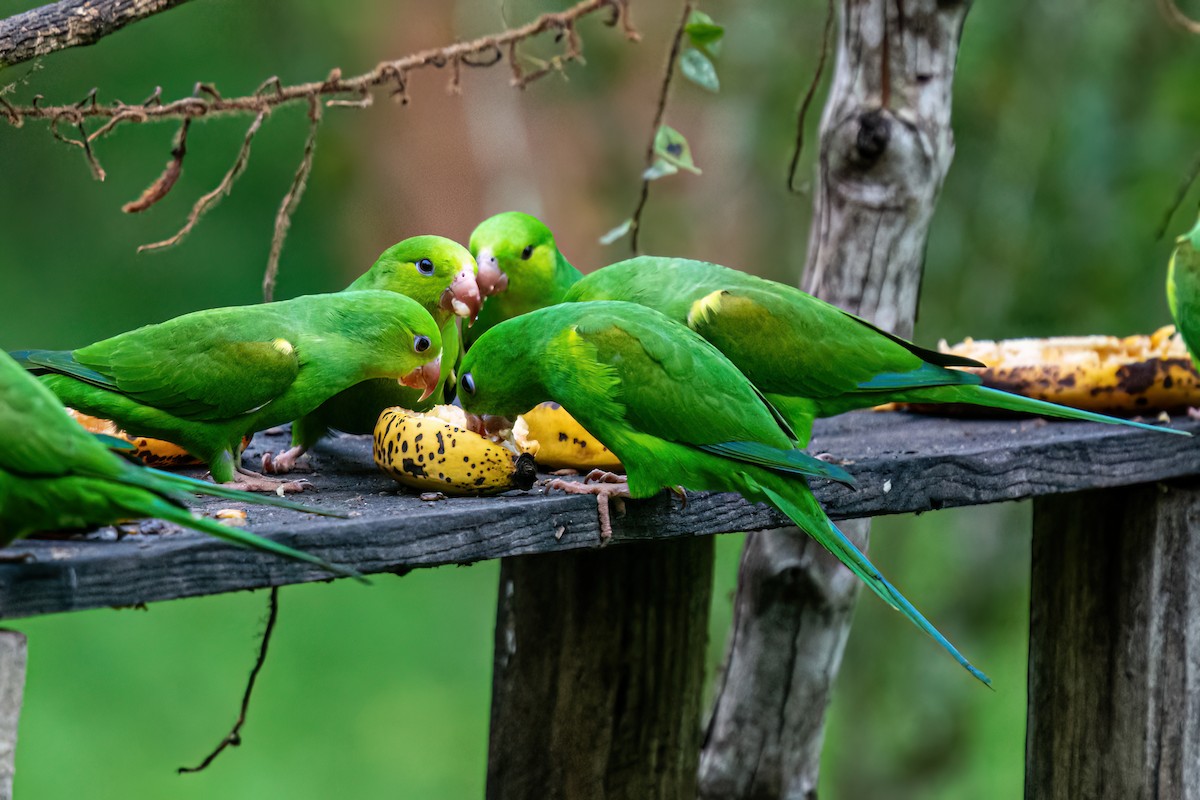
<box><xmin>261</xmin><ymin>446</ymin><xmax>311</xmax><ymax>475</ymax></box>
<box><xmin>544</xmin><ymin>477</ymin><xmax>631</xmax><ymax>542</ymax></box>
<box><xmin>1189</xmin><ymin>407</ymin><xmax>1200</xmax><ymax>420</ymax></box>
<box><xmin>223</xmin><ymin>466</ymin><xmax>311</xmax><ymax>494</ymax></box>
<box><xmin>583</xmin><ymin>469</ymin><xmax>627</xmax><ymax>485</ymax></box>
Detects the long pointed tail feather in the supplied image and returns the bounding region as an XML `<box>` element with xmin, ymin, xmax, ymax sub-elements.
<box><xmin>142</xmin><ymin>496</ymin><xmax>365</xmax><ymax>582</ymax></box>
<box><xmin>756</xmin><ymin>478</ymin><xmax>991</xmax><ymax>687</ymax></box>
<box><xmin>142</xmin><ymin>468</ymin><xmax>348</xmax><ymax>518</ymax></box>
<box><xmin>909</xmin><ymin>384</ymin><xmax>1189</xmax><ymax>436</ymax></box>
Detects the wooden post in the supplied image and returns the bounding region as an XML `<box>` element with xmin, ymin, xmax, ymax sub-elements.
<box><xmin>1028</xmin><ymin>482</ymin><xmax>1200</xmax><ymax>799</ymax></box>
<box><xmin>0</xmin><ymin>630</ymin><xmax>27</xmax><ymax>800</ymax></box>
<box><xmin>486</xmin><ymin>538</ymin><xmax>713</xmax><ymax>800</ymax></box>
<box><xmin>699</xmin><ymin>1</ymin><xmax>971</xmax><ymax>796</ymax></box>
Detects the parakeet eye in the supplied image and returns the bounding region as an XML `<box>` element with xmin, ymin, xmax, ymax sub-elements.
<box><xmin>416</xmin><ymin>258</ymin><xmax>435</xmax><ymax>275</ymax></box>
<box><xmin>413</xmin><ymin>335</ymin><xmax>432</xmax><ymax>353</ymax></box>
<box><xmin>461</xmin><ymin>372</ymin><xmax>476</xmax><ymax>395</ymax></box>
<box><xmin>521</xmin><ymin>245</ymin><xmax>534</xmax><ymax>260</ymax></box>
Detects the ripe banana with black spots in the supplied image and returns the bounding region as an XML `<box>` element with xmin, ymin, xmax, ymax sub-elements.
<box><xmin>897</xmin><ymin>326</ymin><xmax>1200</xmax><ymax>415</ymax></box>
<box><xmin>374</xmin><ymin>405</ymin><xmax>537</xmax><ymax>495</ymax></box>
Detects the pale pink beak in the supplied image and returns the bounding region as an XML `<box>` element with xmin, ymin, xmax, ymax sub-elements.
<box><xmin>399</xmin><ymin>357</ymin><xmax>442</xmax><ymax>402</ymax></box>
<box><xmin>475</xmin><ymin>248</ymin><xmax>509</xmax><ymax>297</ymax></box>
<box><xmin>440</xmin><ymin>267</ymin><xmax>482</xmax><ymax>324</ymax></box>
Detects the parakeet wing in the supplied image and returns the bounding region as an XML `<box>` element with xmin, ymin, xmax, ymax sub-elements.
<box><xmin>564</xmin><ymin>312</ymin><xmax>795</xmax><ymax>449</ymax></box>
<box><xmin>70</xmin><ymin>312</ymin><xmax>302</xmax><ymax>421</ymax></box>
<box><xmin>0</xmin><ymin>353</ymin><xmax>119</xmax><ymax>478</ymax></box>
<box><xmin>688</xmin><ymin>287</ymin><xmax>978</xmax><ymax>398</ymax></box>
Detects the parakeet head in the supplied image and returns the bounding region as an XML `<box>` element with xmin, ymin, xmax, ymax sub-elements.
<box><xmin>350</xmin><ymin>235</ymin><xmax>481</xmax><ymax>325</ymax></box>
<box><xmin>469</xmin><ymin>212</ymin><xmax>560</xmax><ymax>298</ymax></box>
<box><xmin>456</xmin><ymin>315</ymin><xmax>548</xmax><ymax>417</ymax></box>
<box><xmin>336</xmin><ymin>291</ymin><xmax>445</xmax><ymax>401</ymax></box>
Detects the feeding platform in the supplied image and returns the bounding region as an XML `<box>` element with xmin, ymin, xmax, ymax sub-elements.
<box><xmin>0</xmin><ymin>409</ymin><xmax>1197</xmax><ymax>799</ymax></box>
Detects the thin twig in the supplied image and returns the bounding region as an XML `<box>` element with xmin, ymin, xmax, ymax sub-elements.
<box><xmin>138</xmin><ymin>111</ymin><xmax>266</xmax><ymax>252</ymax></box>
<box><xmin>1158</xmin><ymin>0</ymin><xmax>1200</xmax><ymax>33</ymax></box>
<box><xmin>629</xmin><ymin>0</ymin><xmax>693</xmax><ymax>254</ymax></box>
<box><xmin>179</xmin><ymin>586</ymin><xmax>280</xmax><ymax>775</ymax></box>
<box><xmin>1154</xmin><ymin>149</ymin><xmax>1200</xmax><ymax>242</ymax></box>
<box><xmin>262</xmin><ymin>97</ymin><xmax>321</xmax><ymax>303</ymax></box>
<box><xmin>786</xmin><ymin>0</ymin><xmax>835</xmax><ymax>192</ymax></box>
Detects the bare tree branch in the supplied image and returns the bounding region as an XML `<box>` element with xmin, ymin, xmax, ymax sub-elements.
<box><xmin>1</xmin><ymin>0</ymin><xmax>638</xmax><ymax>130</ymax></box>
<box><xmin>0</xmin><ymin>0</ymin><xmax>195</xmax><ymax>68</ymax></box>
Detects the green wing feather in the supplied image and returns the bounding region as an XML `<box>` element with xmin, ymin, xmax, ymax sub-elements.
<box><xmin>69</xmin><ymin>308</ymin><xmax>302</xmax><ymax>421</ymax></box>
<box><xmin>558</xmin><ymin>308</ymin><xmax>852</xmax><ymax>484</ymax></box>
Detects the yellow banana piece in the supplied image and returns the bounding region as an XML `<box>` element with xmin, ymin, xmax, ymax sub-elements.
<box><xmin>904</xmin><ymin>325</ymin><xmax>1200</xmax><ymax>415</ymax></box>
<box><xmin>513</xmin><ymin>402</ymin><xmax>622</xmax><ymax>471</ymax></box>
<box><xmin>373</xmin><ymin>405</ymin><xmax>537</xmax><ymax>496</ymax></box>
<box><xmin>66</xmin><ymin>408</ymin><xmax>253</xmax><ymax>468</ymax></box>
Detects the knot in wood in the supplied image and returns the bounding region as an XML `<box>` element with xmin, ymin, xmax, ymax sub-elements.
<box><xmin>852</xmin><ymin>109</ymin><xmax>891</xmax><ymax>168</ymax></box>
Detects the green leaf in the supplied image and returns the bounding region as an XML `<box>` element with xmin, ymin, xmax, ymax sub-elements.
<box><xmin>680</xmin><ymin>47</ymin><xmax>719</xmax><ymax>92</ymax></box>
<box><xmin>599</xmin><ymin>218</ymin><xmax>634</xmax><ymax>245</ymax></box>
<box><xmin>642</xmin><ymin>158</ymin><xmax>680</xmax><ymax>181</ymax></box>
<box><xmin>685</xmin><ymin>11</ymin><xmax>724</xmax><ymax>50</ymax></box>
<box><xmin>653</xmin><ymin>125</ymin><xmax>702</xmax><ymax>175</ymax></box>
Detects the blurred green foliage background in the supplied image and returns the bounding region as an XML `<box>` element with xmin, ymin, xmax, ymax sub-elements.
<box><xmin>1</xmin><ymin>0</ymin><xmax>1197</xmax><ymax>796</ymax></box>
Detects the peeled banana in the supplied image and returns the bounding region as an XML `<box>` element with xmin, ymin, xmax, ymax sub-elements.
<box><xmin>513</xmin><ymin>402</ymin><xmax>622</xmax><ymax>471</ymax></box>
<box><xmin>373</xmin><ymin>405</ymin><xmax>537</xmax><ymax>496</ymax></box>
<box><xmin>911</xmin><ymin>325</ymin><xmax>1200</xmax><ymax>415</ymax></box>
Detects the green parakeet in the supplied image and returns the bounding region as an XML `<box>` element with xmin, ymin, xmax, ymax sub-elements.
<box><xmin>466</xmin><ymin>212</ymin><xmax>583</xmax><ymax>349</ymax></box>
<box><xmin>264</xmin><ymin>235</ymin><xmax>480</xmax><ymax>473</ymax></box>
<box><xmin>12</xmin><ymin>290</ymin><xmax>442</xmax><ymax>491</ymax></box>
<box><xmin>1168</xmin><ymin>212</ymin><xmax>1200</xmax><ymax>371</ymax></box>
<box><xmin>564</xmin><ymin>257</ymin><xmax>1187</xmax><ymax>444</ymax></box>
<box><xmin>0</xmin><ymin>350</ymin><xmax>358</xmax><ymax>577</ymax></box>
<box><xmin>457</xmin><ymin>301</ymin><xmax>990</xmax><ymax>685</ymax></box>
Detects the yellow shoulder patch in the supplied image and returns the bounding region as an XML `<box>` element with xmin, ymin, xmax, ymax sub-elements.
<box><xmin>686</xmin><ymin>289</ymin><xmax>729</xmax><ymax>328</ymax></box>
<box><xmin>272</xmin><ymin>338</ymin><xmax>295</xmax><ymax>355</ymax></box>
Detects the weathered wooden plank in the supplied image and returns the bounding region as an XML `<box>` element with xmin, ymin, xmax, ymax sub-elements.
<box><xmin>0</xmin><ymin>412</ymin><xmax>1194</xmax><ymax>620</ymax></box>
<box><xmin>0</xmin><ymin>630</ymin><xmax>26</xmax><ymax>800</ymax></box>
<box><xmin>487</xmin><ymin>537</ymin><xmax>713</xmax><ymax>800</ymax></box>
<box><xmin>1027</xmin><ymin>482</ymin><xmax>1200</xmax><ymax>800</ymax></box>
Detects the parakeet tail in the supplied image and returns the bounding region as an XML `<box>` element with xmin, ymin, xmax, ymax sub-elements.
<box><xmin>141</xmin><ymin>468</ymin><xmax>349</xmax><ymax>518</ymax></box>
<box><xmin>908</xmin><ymin>384</ymin><xmax>1189</xmax><ymax>436</ymax></box>
<box><xmin>754</xmin><ymin>477</ymin><xmax>992</xmax><ymax>687</ymax></box>
<box><xmin>137</xmin><ymin>494</ymin><xmax>365</xmax><ymax>583</ymax></box>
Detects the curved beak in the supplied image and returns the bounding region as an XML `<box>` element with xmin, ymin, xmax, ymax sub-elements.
<box><xmin>399</xmin><ymin>357</ymin><xmax>442</xmax><ymax>402</ymax></box>
<box><xmin>475</xmin><ymin>247</ymin><xmax>509</xmax><ymax>297</ymax></box>
<box><xmin>440</xmin><ymin>265</ymin><xmax>482</xmax><ymax>325</ymax></box>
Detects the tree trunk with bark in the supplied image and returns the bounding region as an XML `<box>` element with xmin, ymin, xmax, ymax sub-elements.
<box><xmin>698</xmin><ymin>2</ymin><xmax>972</xmax><ymax>797</ymax></box>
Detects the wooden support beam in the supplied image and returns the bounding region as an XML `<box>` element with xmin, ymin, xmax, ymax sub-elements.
<box><xmin>486</xmin><ymin>537</ymin><xmax>713</xmax><ymax>800</ymax></box>
<box><xmin>0</xmin><ymin>630</ymin><xmax>27</xmax><ymax>800</ymax></box>
<box><xmin>1028</xmin><ymin>482</ymin><xmax>1200</xmax><ymax>799</ymax></box>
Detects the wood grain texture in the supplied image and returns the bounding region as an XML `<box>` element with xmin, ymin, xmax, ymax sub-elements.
<box><xmin>0</xmin><ymin>412</ymin><xmax>1194</xmax><ymax>620</ymax></box>
<box><xmin>702</xmin><ymin>1</ymin><xmax>975</xmax><ymax>795</ymax></box>
<box><xmin>0</xmin><ymin>630</ymin><xmax>26</xmax><ymax>800</ymax></box>
<box><xmin>1027</xmin><ymin>483</ymin><xmax>1200</xmax><ymax>800</ymax></box>
<box><xmin>487</xmin><ymin>538</ymin><xmax>713</xmax><ymax>800</ymax></box>
<box><xmin>0</xmin><ymin>0</ymin><xmax>192</xmax><ymax>67</ymax></box>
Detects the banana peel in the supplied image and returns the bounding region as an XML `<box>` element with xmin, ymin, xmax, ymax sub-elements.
<box><xmin>374</xmin><ymin>405</ymin><xmax>537</xmax><ymax>496</ymax></box>
<box><xmin>894</xmin><ymin>325</ymin><xmax>1200</xmax><ymax>415</ymax></box>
